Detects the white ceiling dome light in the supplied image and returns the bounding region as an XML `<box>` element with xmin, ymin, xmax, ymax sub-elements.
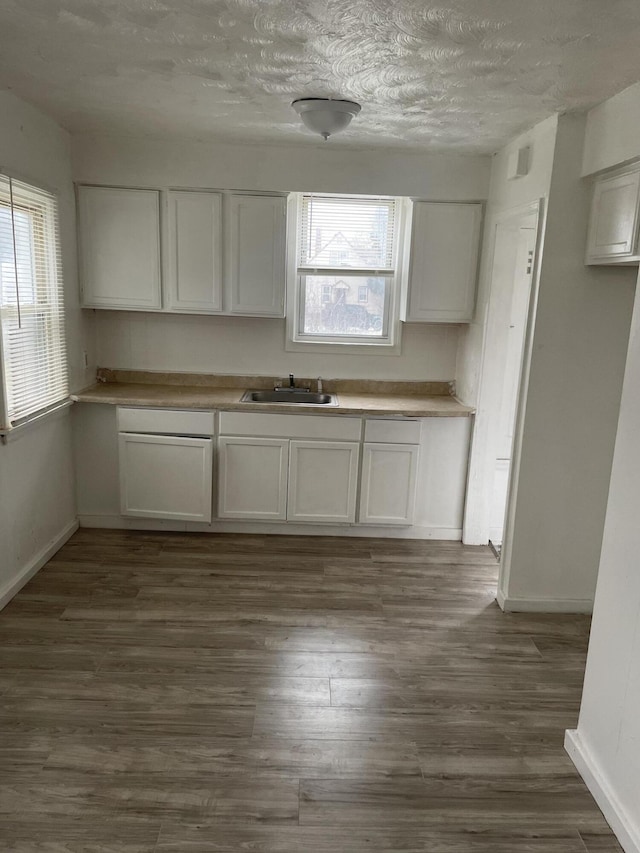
<box><xmin>291</xmin><ymin>98</ymin><xmax>362</xmax><ymax>140</ymax></box>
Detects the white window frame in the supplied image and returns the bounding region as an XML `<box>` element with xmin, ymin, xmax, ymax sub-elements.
<box><xmin>0</xmin><ymin>173</ymin><xmax>69</xmax><ymax>433</ymax></box>
<box><xmin>285</xmin><ymin>193</ymin><xmax>409</xmax><ymax>355</ymax></box>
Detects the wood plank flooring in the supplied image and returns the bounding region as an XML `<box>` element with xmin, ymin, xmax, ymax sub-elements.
<box><xmin>0</xmin><ymin>529</ymin><xmax>622</xmax><ymax>852</ymax></box>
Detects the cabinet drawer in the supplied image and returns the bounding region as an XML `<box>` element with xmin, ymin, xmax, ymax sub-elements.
<box><xmin>364</xmin><ymin>419</ymin><xmax>421</xmax><ymax>444</ymax></box>
<box><xmin>117</xmin><ymin>407</ymin><xmax>215</xmax><ymax>436</ymax></box>
<box><xmin>219</xmin><ymin>411</ymin><xmax>361</xmax><ymax>441</ymax></box>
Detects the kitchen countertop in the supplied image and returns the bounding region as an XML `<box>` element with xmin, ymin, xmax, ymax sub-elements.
<box><xmin>71</xmin><ymin>370</ymin><xmax>475</xmax><ymax>419</ymax></box>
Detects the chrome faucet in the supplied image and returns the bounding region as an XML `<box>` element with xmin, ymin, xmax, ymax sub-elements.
<box><xmin>289</xmin><ymin>373</ymin><xmax>295</xmax><ymax>388</ymax></box>
<box><xmin>317</xmin><ymin>376</ymin><xmax>323</xmax><ymax>393</ymax></box>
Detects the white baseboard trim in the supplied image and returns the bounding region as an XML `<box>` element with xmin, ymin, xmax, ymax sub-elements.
<box><xmin>78</xmin><ymin>514</ymin><xmax>462</xmax><ymax>541</ymax></box>
<box><xmin>565</xmin><ymin>729</ymin><xmax>640</xmax><ymax>853</ymax></box>
<box><xmin>0</xmin><ymin>519</ymin><xmax>79</xmax><ymax>611</ymax></box>
<box><xmin>497</xmin><ymin>592</ymin><xmax>593</xmax><ymax>613</ymax></box>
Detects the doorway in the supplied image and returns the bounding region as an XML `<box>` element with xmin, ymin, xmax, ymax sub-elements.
<box><xmin>463</xmin><ymin>201</ymin><xmax>542</xmax><ymax>564</ymax></box>
<box><xmin>488</xmin><ymin>221</ymin><xmax>537</xmax><ymax>550</ymax></box>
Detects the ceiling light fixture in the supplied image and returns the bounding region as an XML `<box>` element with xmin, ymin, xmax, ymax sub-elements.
<box><xmin>291</xmin><ymin>97</ymin><xmax>361</xmax><ymax>141</ymax></box>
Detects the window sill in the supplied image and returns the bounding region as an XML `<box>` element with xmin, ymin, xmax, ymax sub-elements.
<box><xmin>285</xmin><ymin>325</ymin><xmax>403</xmax><ymax>356</ymax></box>
<box><xmin>0</xmin><ymin>399</ymin><xmax>74</xmax><ymax>444</ymax></box>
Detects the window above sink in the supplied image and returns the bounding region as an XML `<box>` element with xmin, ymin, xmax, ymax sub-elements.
<box><xmin>286</xmin><ymin>193</ymin><xmax>408</xmax><ymax>354</ymax></box>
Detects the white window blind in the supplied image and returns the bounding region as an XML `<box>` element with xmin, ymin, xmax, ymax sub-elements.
<box><xmin>0</xmin><ymin>175</ymin><xmax>68</xmax><ymax>428</ymax></box>
<box><xmin>299</xmin><ymin>195</ymin><xmax>396</xmax><ymax>270</ymax></box>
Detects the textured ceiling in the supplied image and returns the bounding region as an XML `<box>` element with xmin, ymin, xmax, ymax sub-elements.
<box><xmin>2</xmin><ymin>0</ymin><xmax>640</xmax><ymax>152</ymax></box>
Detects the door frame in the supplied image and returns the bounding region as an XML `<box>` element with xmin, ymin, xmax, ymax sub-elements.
<box><xmin>462</xmin><ymin>199</ymin><xmax>546</xmax><ymax>601</ymax></box>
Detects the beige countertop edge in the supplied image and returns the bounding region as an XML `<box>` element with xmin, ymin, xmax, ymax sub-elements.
<box><xmin>70</xmin><ymin>385</ymin><xmax>475</xmax><ymax>418</ymax></box>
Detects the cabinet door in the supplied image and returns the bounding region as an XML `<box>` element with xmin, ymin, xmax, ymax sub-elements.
<box><xmin>586</xmin><ymin>170</ymin><xmax>640</xmax><ymax>263</ymax></box>
<box><xmin>406</xmin><ymin>202</ymin><xmax>482</xmax><ymax>323</ymax></box>
<box><xmin>288</xmin><ymin>441</ymin><xmax>359</xmax><ymax>524</ymax></box>
<box><xmin>166</xmin><ymin>191</ymin><xmax>223</xmax><ymax>312</ymax></box>
<box><xmin>119</xmin><ymin>433</ymin><xmax>212</xmax><ymax>521</ymax></box>
<box><xmin>359</xmin><ymin>442</ymin><xmax>419</xmax><ymax>526</ymax></box>
<box><xmin>78</xmin><ymin>186</ymin><xmax>162</xmax><ymax>310</ymax></box>
<box><xmin>227</xmin><ymin>194</ymin><xmax>286</xmax><ymax>317</ymax></box>
<box><xmin>218</xmin><ymin>436</ymin><xmax>288</xmax><ymax>520</ymax></box>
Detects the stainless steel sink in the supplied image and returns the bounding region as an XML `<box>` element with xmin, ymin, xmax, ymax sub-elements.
<box><xmin>241</xmin><ymin>389</ymin><xmax>339</xmax><ymax>406</ymax></box>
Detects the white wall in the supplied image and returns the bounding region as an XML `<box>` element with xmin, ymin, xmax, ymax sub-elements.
<box><xmin>95</xmin><ymin>311</ymin><xmax>459</xmax><ymax>381</ymax></box>
<box><xmin>72</xmin><ymin>134</ymin><xmax>491</xmax><ymax>199</ymax></box>
<box><xmin>566</xmin><ymin>269</ymin><xmax>640</xmax><ymax>853</ymax></box>
<box><xmin>457</xmin><ymin>115</ymin><xmax>558</xmax><ymax>407</ymax></box>
<box><xmin>73</xmin><ymin>134</ymin><xmax>491</xmax><ymax>381</ymax></box>
<box><xmin>0</xmin><ymin>92</ymin><xmax>91</xmax><ymax>604</ymax></box>
<box><xmin>583</xmin><ymin>80</ymin><xmax>640</xmax><ymax>176</ymax></box>
<box><xmin>500</xmin><ymin>113</ymin><xmax>636</xmax><ymax>610</ymax></box>
<box><xmin>565</xmin><ymin>80</ymin><xmax>640</xmax><ymax>853</ymax></box>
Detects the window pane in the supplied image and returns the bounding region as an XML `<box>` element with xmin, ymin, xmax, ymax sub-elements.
<box><xmin>0</xmin><ymin>207</ymin><xmax>36</xmax><ymax>306</ymax></box>
<box><xmin>300</xmin><ymin>196</ymin><xmax>395</xmax><ymax>269</ymax></box>
<box><xmin>0</xmin><ymin>176</ymin><xmax>68</xmax><ymax>426</ymax></box>
<box><xmin>301</xmin><ymin>276</ymin><xmax>387</xmax><ymax>337</ymax></box>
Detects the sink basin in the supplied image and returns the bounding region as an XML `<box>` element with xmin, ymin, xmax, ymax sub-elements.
<box><xmin>241</xmin><ymin>389</ymin><xmax>339</xmax><ymax>406</ymax></box>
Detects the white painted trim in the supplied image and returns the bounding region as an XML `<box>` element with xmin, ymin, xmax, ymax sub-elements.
<box><xmin>78</xmin><ymin>513</ymin><xmax>462</xmax><ymax>540</ymax></box>
<box><xmin>0</xmin><ymin>399</ymin><xmax>73</xmax><ymax>443</ymax></box>
<box><xmin>565</xmin><ymin>729</ymin><xmax>640</xmax><ymax>853</ymax></box>
<box><xmin>0</xmin><ymin>519</ymin><xmax>79</xmax><ymax>611</ymax></box>
<box><xmin>284</xmin><ymin>192</ymin><xmax>406</xmax><ymax>355</ymax></box>
<box><xmin>463</xmin><ymin>199</ymin><xmax>543</xmax><ymax>546</ymax></box>
<box><xmin>498</xmin><ymin>594</ymin><xmax>593</xmax><ymax>613</ymax></box>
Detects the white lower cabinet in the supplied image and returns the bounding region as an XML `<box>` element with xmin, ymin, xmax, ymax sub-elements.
<box><xmin>78</xmin><ymin>406</ymin><xmax>468</xmax><ymax>536</ymax></box>
<box><xmin>288</xmin><ymin>440</ymin><xmax>360</xmax><ymax>523</ymax></box>
<box><xmin>359</xmin><ymin>442</ymin><xmax>419</xmax><ymax>526</ymax></box>
<box><xmin>218</xmin><ymin>436</ymin><xmax>288</xmax><ymax>520</ymax></box>
<box><xmin>119</xmin><ymin>432</ymin><xmax>213</xmax><ymax>521</ymax></box>
<box><xmin>217</xmin><ymin>413</ymin><xmax>361</xmax><ymax>524</ymax></box>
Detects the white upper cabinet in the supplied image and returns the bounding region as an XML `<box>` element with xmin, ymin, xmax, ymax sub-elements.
<box><xmin>166</xmin><ymin>190</ymin><xmax>223</xmax><ymax>312</ymax></box>
<box><xmin>78</xmin><ymin>186</ymin><xmax>162</xmax><ymax>310</ymax></box>
<box><xmin>586</xmin><ymin>168</ymin><xmax>640</xmax><ymax>264</ymax></box>
<box><xmin>227</xmin><ymin>194</ymin><xmax>286</xmax><ymax>317</ymax></box>
<box><xmin>78</xmin><ymin>186</ymin><xmax>287</xmax><ymax>316</ymax></box>
<box><xmin>405</xmin><ymin>202</ymin><xmax>482</xmax><ymax>323</ymax></box>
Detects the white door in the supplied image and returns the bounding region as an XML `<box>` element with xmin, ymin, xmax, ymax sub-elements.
<box><xmin>218</xmin><ymin>436</ymin><xmax>288</xmax><ymax>520</ymax></box>
<box><xmin>166</xmin><ymin>190</ymin><xmax>223</xmax><ymax>312</ymax></box>
<box><xmin>119</xmin><ymin>433</ymin><xmax>212</xmax><ymax>521</ymax></box>
<box><xmin>490</xmin><ymin>224</ymin><xmax>536</xmax><ymax>547</ymax></box>
<box><xmin>406</xmin><ymin>202</ymin><xmax>482</xmax><ymax>323</ymax></box>
<box><xmin>586</xmin><ymin>170</ymin><xmax>640</xmax><ymax>262</ymax></box>
<box><xmin>227</xmin><ymin>194</ymin><xmax>286</xmax><ymax>317</ymax></box>
<box><xmin>78</xmin><ymin>186</ymin><xmax>162</xmax><ymax>310</ymax></box>
<box><xmin>288</xmin><ymin>440</ymin><xmax>359</xmax><ymax>523</ymax></box>
<box><xmin>359</xmin><ymin>442</ymin><xmax>419</xmax><ymax>526</ymax></box>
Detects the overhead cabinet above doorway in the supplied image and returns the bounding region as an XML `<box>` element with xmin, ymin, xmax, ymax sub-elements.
<box><xmin>77</xmin><ymin>185</ymin><xmax>287</xmax><ymax>316</ymax></box>
<box><xmin>586</xmin><ymin>165</ymin><xmax>640</xmax><ymax>264</ymax></box>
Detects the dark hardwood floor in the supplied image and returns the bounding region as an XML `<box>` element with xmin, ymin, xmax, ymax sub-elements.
<box><xmin>0</xmin><ymin>529</ymin><xmax>622</xmax><ymax>852</ymax></box>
